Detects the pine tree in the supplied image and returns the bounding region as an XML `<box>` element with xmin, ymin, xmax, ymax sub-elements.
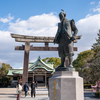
<box><xmin>92</xmin><ymin>30</ymin><xmax>100</xmax><ymax>53</ymax></box>
<box><xmin>90</xmin><ymin>30</ymin><xmax>100</xmax><ymax>83</ymax></box>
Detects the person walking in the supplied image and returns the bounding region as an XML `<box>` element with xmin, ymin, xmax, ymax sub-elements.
<box><xmin>31</xmin><ymin>81</ymin><xmax>36</xmax><ymax>98</ymax></box>
<box><xmin>24</xmin><ymin>82</ymin><xmax>29</xmax><ymax>97</ymax></box>
<box><xmin>16</xmin><ymin>82</ymin><xmax>22</xmax><ymax>100</ymax></box>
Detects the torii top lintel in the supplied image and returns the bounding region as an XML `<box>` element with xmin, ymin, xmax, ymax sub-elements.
<box><xmin>11</xmin><ymin>33</ymin><xmax>82</xmax><ymax>43</ymax></box>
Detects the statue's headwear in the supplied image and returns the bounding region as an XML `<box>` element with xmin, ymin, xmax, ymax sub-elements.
<box><xmin>59</xmin><ymin>9</ymin><xmax>66</xmax><ymax>18</ymax></box>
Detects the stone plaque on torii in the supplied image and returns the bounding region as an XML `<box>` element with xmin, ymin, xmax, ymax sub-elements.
<box><xmin>11</xmin><ymin>33</ymin><xmax>81</xmax><ymax>87</ymax></box>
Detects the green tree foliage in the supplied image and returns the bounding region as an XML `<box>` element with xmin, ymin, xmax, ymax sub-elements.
<box><xmin>73</xmin><ymin>31</ymin><xmax>100</xmax><ymax>84</ymax></box>
<box><xmin>73</xmin><ymin>50</ymin><xmax>95</xmax><ymax>84</ymax></box>
<box><xmin>90</xmin><ymin>31</ymin><xmax>100</xmax><ymax>83</ymax></box>
<box><xmin>42</xmin><ymin>57</ymin><xmax>61</xmax><ymax>68</ymax></box>
<box><xmin>0</xmin><ymin>63</ymin><xmax>12</xmax><ymax>87</ymax></box>
<box><xmin>92</xmin><ymin>32</ymin><xmax>100</xmax><ymax>53</ymax></box>
<box><xmin>73</xmin><ymin>50</ymin><xmax>94</xmax><ymax>71</ymax></box>
<box><xmin>1</xmin><ymin>63</ymin><xmax>12</xmax><ymax>76</ymax></box>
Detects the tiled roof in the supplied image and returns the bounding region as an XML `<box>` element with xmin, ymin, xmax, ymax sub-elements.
<box><xmin>28</xmin><ymin>56</ymin><xmax>54</xmax><ymax>70</ymax></box>
<box><xmin>7</xmin><ymin>69</ymin><xmax>22</xmax><ymax>76</ymax></box>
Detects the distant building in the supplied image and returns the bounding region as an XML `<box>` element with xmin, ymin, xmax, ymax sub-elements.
<box><xmin>7</xmin><ymin>56</ymin><xmax>55</xmax><ymax>87</ymax></box>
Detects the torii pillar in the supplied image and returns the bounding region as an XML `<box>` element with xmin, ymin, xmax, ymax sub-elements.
<box><xmin>23</xmin><ymin>41</ymin><xmax>30</xmax><ymax>86</ymax></box>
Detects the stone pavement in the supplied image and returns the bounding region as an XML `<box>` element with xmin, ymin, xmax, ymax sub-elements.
<box><xmin>84</xmin><ymin>89</ymin><xmax>100</xmax><ymax>100</ymax></box>
<box><xmin>0</xmin><ymin>87</ymin><xmax>49</xmax><ymax>100</ymax></box>
<box><xmin>0</xmin><ymin>87</ymin><xmax>49</xmax><ymax>97</ymax></box>
<box><xmin>0</xmin><ymin>96</ymin><xmax>49</xmax><ymax>100</ymax></box>
<box><xmin>0</xmin><ymin>88</ymin><xmax>100</xmax><ymax>100</ymax></box>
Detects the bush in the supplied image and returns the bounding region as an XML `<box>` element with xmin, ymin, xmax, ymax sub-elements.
<box><xmin>84</xmin><ymin>84</ymin><xmax>94</xmax><ymax>89</ymax></box>
<box><xmin>95</xmin><ymin>91</ymin><xmax>100</xmax><ymax>98</ymax></box>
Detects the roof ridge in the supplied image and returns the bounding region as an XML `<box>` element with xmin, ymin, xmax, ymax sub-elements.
<box><xmin>29</xmin><ymin>56</ymin><xmax>54</xmax><ymax>70</ymax></box>
<box><xmin>39</xmin><ymin>58</ymin><xmax>54</xmax><ymax>70</ymax></box>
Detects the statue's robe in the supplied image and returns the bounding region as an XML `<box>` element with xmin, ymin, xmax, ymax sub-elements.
<box><xmin>54</xmin><ymin>18</ymin><xmax>78</xmax><ymax>57</ymax></box>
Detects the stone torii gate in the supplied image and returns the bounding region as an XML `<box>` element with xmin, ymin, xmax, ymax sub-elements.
<box><xmin>11</xmin><ymin>33</ymin><xmax>81</xmax><ymax>87</ymax></box>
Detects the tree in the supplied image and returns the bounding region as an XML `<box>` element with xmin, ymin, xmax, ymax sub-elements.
<box><xmin>92</xmin><ymin>31</ymin><xmax>100</xmax><ymax>53</ymax></box>
<box><xmin>73</xmin><ymin>50</ymin><xmax>94</xmax><ymax>71</ymax></box>
<box><xmin>73</xmin><ymin>50</ymin><xmax>95</xmax><ymax>83</ymax></box>
<box><xmin>42</xmin><ymin>57</ymin><xmax>61</xmax><ymax>68</ymax></box>
<box><xmin>1</xmin><ymin>63</ymin><xmax>12</xmax><ymax>76</ymax></box>
<box><xmin>89</xmin><ymin>31</ymin><xmax>100</xmax><ymax>83</ymax></box>
<box><xmin>73</xmin><ymin>30</ymin><xmax>100</xmax><ymax>84</ymax></box>
<box><xmin>0</xmin><ymin>63</ymin><xmax>12</xmax><ymax>87</ymax></box>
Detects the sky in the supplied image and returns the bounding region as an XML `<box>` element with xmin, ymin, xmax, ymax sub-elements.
<box><xmin>0</xmin><ymin>0</ymin><xmax>100</xmax><ymax>69</ymax></box>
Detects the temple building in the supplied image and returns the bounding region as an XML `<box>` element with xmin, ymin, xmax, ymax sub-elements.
<box><xmin>7</xmin><ymin>56</ymin><xmax>55</xmax><ymax>87</ymax></box>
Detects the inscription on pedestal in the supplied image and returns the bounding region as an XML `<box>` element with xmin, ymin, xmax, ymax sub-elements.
<box><xmin>53</xmin><ymin>81</ymin><xmax>56</xmax><ymax>100</ymax></box>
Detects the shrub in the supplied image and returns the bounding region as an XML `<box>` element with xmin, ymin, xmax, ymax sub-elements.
<box><xmin>84</xmin><ymin>84</ymin><xmax>94</xmax><ymax>89</ymax></box>
<box><xmin>95</xmin><ymin>91</ymin><xmax>100</xmax><ymax>98</ymax></box>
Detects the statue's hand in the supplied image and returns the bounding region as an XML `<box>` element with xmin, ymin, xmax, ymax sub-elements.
<box><xmin>70</xmin><ymin>36</ymin><xmax>75</xmax><ymax>41</ymax></box>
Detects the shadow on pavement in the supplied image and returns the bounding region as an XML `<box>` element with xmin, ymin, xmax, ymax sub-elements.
<box><xmin>7</xmin><ymin>96</ymin><xmax>17</xmax><ymax>98</ymax></box>
<box><xmin>0</xmin><ymin>93</ymin><xmax>16</xmax><ymax>95</ymax></box>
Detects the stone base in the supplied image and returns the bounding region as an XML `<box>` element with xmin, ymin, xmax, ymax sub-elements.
<box><xmin>49</xmin><ymin>71</ymin><xmax>84</xmax><ymax>100</ymax></box>
<box><xmin>55</xmin><ymin>66</ymin><xmax>67</xmax><ymax>71</ymax></box>
<box><xmin>55</xmin><ymin>66</ymin><xmax>75</xmax><ymax>71</ymax></box>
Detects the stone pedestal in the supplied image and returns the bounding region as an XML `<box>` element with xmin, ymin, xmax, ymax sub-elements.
<box><xmin>49</xmin><ymin>71</ymin><xmax>84</xmax><ymax>100</ymax></box>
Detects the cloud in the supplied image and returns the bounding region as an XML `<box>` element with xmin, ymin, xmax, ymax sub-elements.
<box><xmin>16</xmin><ymin>18</ymin><xmax>20</xmax><ymax>23</ymax></box>
<box><xmin>8</xmin><ymin>13</ymin><xmax>14</xmax><ymax>20</ymax></box>
<box><xmin>8</xmin><ymin>13</ymin><xmax>59</xmax><ymax>36</ymax></box>
<box><xmin>90</xmin><ymin>1</ymin><xmax>95</xmax><ymax>5</ymax></box>
<box><xmin>86</xmin><ymin>14</ymin><xmax>91</xmax><ymax>18</ymax></box>
<box><xmin>76</xmin><ymin>14</ymin><xmax>100</xmax><ymax>34</ymax></box>
<box><xmin>0</xmin><ymin>18</ymin><xmax>10</xmax><ymax>23</ymax></box>
<box><xmin>0</xmin><ymin>13</ymin><xmax>14</xmax><ymax>23</ymax></box>
<box><xmin>18</xmin><ymin>67</ymin><xmax>23</xmax><ymax>69</ymax></box>
<box><xmin>90</xmin><ymin>1</ymin><xmax>100</xmax><ymax>13</ymax></box>
<box><xmin>93</xmin><ymin>8</ymin><xmax>100</xmax><ymax>12</ymax></box>
<box><xmin>89</xmin><ymin>1</ymin><xmax>100</xmax><ymax>13</ymax></box>
<box><xmin>75</xmin><ymin>14</ymin><xmax>100</xmax><ymax>57</ymax></box>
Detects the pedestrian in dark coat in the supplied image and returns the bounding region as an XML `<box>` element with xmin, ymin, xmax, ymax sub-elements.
<box><xmin>24</xmin><ymin>82</ymin><xmax>29</xmax><ymax>97</ymax></box>
<box><xmin>31</xmin><ymin>81</ymin><xmax>36</xmax><ymax>98</ymax></box>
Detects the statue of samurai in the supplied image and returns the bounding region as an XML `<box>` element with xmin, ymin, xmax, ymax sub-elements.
<box><xmin>54</xmin><ymin>10</ymin><xmax>78</xmax><ymax>71</ymax></box>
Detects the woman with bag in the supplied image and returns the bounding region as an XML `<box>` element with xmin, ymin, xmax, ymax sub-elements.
<box><xmin>16</xmin><ymin>82</ymin><xmax>22</xmax><ymax>100</ymax></box>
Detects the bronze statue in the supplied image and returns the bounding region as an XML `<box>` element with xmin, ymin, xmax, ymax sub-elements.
<box><xmin>54</xmin><ymin>10</ymin><xmax>78</xmax><ymax>71</ymax></box>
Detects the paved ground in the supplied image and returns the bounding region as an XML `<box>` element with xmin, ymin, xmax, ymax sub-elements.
<box><xmin>0</xmin><ymin>88</ymin><xmax>100</xmax><ymax>100</ymax></box>
<box><xmin>84</xmin><ymin>89</ymin><xmax>100</xmax><ymax>100</ymax></box>
<box><xmin>0</xmin><ymin>96</ymin><xmax>49</xmax><ymax>100</ymax></box>
<box><xmin>0</xmin><ymin>87</ymin><xmax>49</xmax><ymax>100</ymax></box>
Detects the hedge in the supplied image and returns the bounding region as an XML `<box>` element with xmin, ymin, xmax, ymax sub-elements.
<box><xmin>95</xmin><ymin>91</ymin><xmax>100</xmax><ymax>98</ymax></box>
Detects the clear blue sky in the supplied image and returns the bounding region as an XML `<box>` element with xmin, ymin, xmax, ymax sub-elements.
<box><xmin>0</xmin><ymin>0</ymin><xmax>100</xmax><ymax>68</ymax></box>
<box><xmin>0</xmin><ymin>0</ymin><xmax>98</xmax><ymax>21</ymax></box>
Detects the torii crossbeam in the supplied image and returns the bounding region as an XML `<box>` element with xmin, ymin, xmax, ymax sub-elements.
<box><xmin>11</xmin><ymin>33</ymin><xmax>81</xmax><ymax>87</ymax></box>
